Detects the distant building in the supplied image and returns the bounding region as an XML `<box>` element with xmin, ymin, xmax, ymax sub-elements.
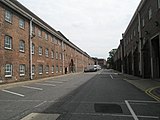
<box><xmin>0</xmin><ymin>0</ymin><xmax>94</xmax><ymax>83</ymax></box>
<box><xmin>114</xmin><ymin>0</ymin><xmax>160</xmax><ymax>79</ymax></box>
<box><xmin>92</xmin><ymin>58</ymin><xmax>107</xmax><ymax>68</ymax></box>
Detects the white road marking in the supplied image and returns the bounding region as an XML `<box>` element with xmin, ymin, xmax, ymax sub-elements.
<box><xmin>21</xmin><ymin>113</ymin><xmax>60</xmax><ymax>120</ymax></box>
<box><xmin>45</xmin><ymin>81</ymin><xmax>63</xmax><ymax>84</ymax></box>
<box><xmin>127</xmin><ymin>100</ymin><xmax>160</xmax><ymax>104</ymax></box>
<box><xmin>35</xmin><ymin>83</ymin><xmax>56</xmax><ymax>87</ymax></box>
<box><xmin>2</xmin><ymin>89</ymin><xmax>25</xmax><ymax>97</ymax></box>
<box><xmin>22</xmin><ymin>86</ymin><xmax>43</xmax><ymax>91</ymax></box>
<box><xmin>125</xmin><ymin>100</ymin><xmax>139</xmax><ymax>120</ymax></box>
<box><xmin>110</xmin><ymin>74</ymin><xmax>114</xmax><ymax>79</ymax></box>
<box><xmin>71</xmin><ymin>113</ymin><xmax>159</xmax><ymax>119</ymax></box>
<box><xmin>34</xmin><ymin>101</ymin><xmax>47</xmax><ymax>108</ymax></box>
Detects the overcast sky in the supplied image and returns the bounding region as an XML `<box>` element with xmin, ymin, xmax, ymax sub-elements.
<box><xmin>18</xmin><ymin>0</ymin><xmax>140</xmax><ymax>59</ymax></box>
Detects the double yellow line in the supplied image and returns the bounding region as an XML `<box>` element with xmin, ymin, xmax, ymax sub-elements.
<box><xmin>145</xmin><ymin>86</ymin><xmax>160</xmax><ymax>102</ymax></box>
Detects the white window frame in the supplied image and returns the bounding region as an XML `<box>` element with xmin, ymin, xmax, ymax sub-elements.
<box><xmin>32</xmin><ymin>43</ymin><xmax>35</xmax><ymax>54</ymax></box>
<box><xmin>56</xmin><ymin>65</ymin><xmax>58</xmax><ymax>73</ymax></box>
<box><xmin>39</xmin><ymin>65</ymin><xmax>43</xmax><ymax>74</ymax></box>
<box><xmin>148</xmin><ymin>8</ymin><xmax>152</xmax><ymax>20</ymax></box>
<box><xmin>38</xmin><ymin>29</ymin><xmax>42</xmax><ymax>37</ymax></box>
<box><xmin>5</xmin><ymin>35</ymin><xmax>12</xmax><ymax>49</ymax></box>
<box><xmin>142</xmin><ymin>18</ymin><xmax>145</xmax><ymax>27</ymax></box>
<box><xmin>56</xmin><ymin>52</ymin><xmax>58</xmax><ymax>60</ymax></box>
<box><xmin>51</xmin><ymin>65</ymin><xmax>54</xmax><ymax>73</ymax></box>
<box><xmin>19</xmin><ymin>40</ymin><xmax>25</xmax><ymax>52</ymax></box>
<box><xmin>45</xmin><ymin>33</ymin><xmax>48</xmax><ymax>40</ymax></box>
<box><xmin>45</xmin><ymin>48</ymin><xmax>49</xmax><ymax>57</ymax></box>
<box><xmin>51</xmin><ymin>50</ymin><xmax>54</xmax><ymax>59</ymax></box>
<box><xmin>5</xmin><ymin>10</ymin><xmax>12</xmax><ymax>23</ymax></box>
<box><xmin>5</xmin><ymin>64</ymin><xmax>12</xmax><ymax>77</ymax></box>
<box><xmin>19</xmin><ymin>64</ymin><xmax>25</xmax><ymax>76</ymax></box>
<box><xmin>39</xmin><ymin>46</ymin><xmax>43</xmax><ymax>55</ymax></box>
<box><xmin>60</xmin><ymin>66</ymin><xmax>62</xmax><ymax>73</ymax></box>
<box><xmin>32</xmin><ymin>65</ymin><xmax>35</xmax><ymax>75</ymax></box>
<box><xmin>19</xmin><ymin>18</ymin><xmax>25</xmax><ymax>29</ymax></box>
<box><xmin>46</xmin><ymin>65</ymin><xmax>49</xmax><ymax>74</ymax></box>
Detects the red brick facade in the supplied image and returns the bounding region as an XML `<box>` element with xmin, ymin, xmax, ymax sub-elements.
<box><xmin>0</xmin><ymin>1</ymin><xmax>94</xmax><ymax>83</ymax></box>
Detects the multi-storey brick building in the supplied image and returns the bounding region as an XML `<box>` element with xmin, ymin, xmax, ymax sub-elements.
<box><xmin>0</xmin><ymin>0</ymin><xmax>94</xmax><ymax>83</ymax></box>
<box><xmin>113</xmin><ymin>0</ymin><xmax>160</xmax><ymax>79</ymax></box>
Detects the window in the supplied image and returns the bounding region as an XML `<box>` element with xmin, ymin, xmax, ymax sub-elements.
<box><xmin>142</xmin><ymin>18</ymin><xmax>145</xmax><ymax>27</ymax></box>
<box><xmin>39</xmin><ymin>65</ymin><xmax>43</xmax><ymax>74</ymax></box>
<box><xmin>39</xmin><ymin>46</ymin><xmax>43</xmax><ymax>55</ymax></box>
<box><xmin>51</xmin><ymin>50</ymin><xmax>54</xmax><ymax>59</ymax></box>
<box><xmin>130</xmin><ymin>34</ymin><xmax>132</xmax><ymax>40</ymax></box>
<box><xmin>56</xmin><ymin>65</ymin><xmax>59</xmax><ymax>73</ymax></box>
<box><xmin>45</xmin><ymin>48</ymin><xmax>49</xmax><ymax>57</ymax></box>
<box><xmin>51</xmin><ymin>37</ymin><xmax>54</xmax><ymax>43</ymax></box>
<box><xmin>5</xmin><ymin>64</ymin><xmax>12</xmax><ymax>77</ymax></box>
<box><xmin>5</xmin><ymin>10</ymin><xmax>12</xmax><ymax>23</ymax></box>
<box><xmin>32</xmin><ymin>43</ymin><xmax>35</xmax><ymax>54</ymax></box>
<box><xmin>19</xmin><ymin>64</ymin><xmax>25</xmax><ymax>76</ymax></box>
<box><xmin>19</xmin><ymin>18</ymin><xmax>25</xmax><ymax>29</ymax></box>
<box><xmin>60</xmin><ymin>66</ymin><xmax>62</xmax><ymax>73</ymax></box>
<box><xmin>58</xmin><ymin>40</ymin><xmax>61</xmax><ymax>46</ymax></box>
<box><xmin>54</xmin><ymin>38</ymin><xmax>58</xmax><ymax>44</ymax></box>
<box><xmin>45</xmin><ymin>33</ymin><xmax>48</xmax><ymax>40</ymax></box>
<box><xmin>46</xmin><ymin>65</ymin><xmax>49</xmax><ymax>74</ymax></box>
<box><xmin>133</xmin><ymin>30</ymin><xmax>136</xmax><ymax>36</ymax></box>
<box><xmin>59</xmin><ymin>53</ymin><xmax>62</xmax><ymax>60</ymax></box>
<box><xmin>4</xmin><ymin>35</ymin><xmax>12</xmax><ymax>49</ymax></box>
<box><xmin>52</xmin><ymin>65</ymin><xmax>54</xmax><ymax>73</ymax></box>
<box><xmin>19</xmin><ymin>40</ymin><xmax>25</xmax><ymax>52</ymax></box>
<box><xmin>148</xmin><ymin>8</ymin><xmax>152</xmax><ymax>20</ymax></box>
<box><xmin>56</xmin><ymin>52</ymin><xmax>58</xmax><ymax>60</ymax></box>
<box><xmin>32</xmin><ymin>25</ymin><xmax>35</xmax><ymax>34</ymax></box>
<box><xmin>32</xmin><ymin>65</ymin><xmax>35</xmax><ymax>75</ymax></box>
<box><xmin>38</xmin><ymin>29</ymin><xmax>42</xmax><ymax>37</ymax></box>
<box><xmin>158</xmin><ymin>0</ymin><xmax>160</xmax><ymax>8</ymax></box>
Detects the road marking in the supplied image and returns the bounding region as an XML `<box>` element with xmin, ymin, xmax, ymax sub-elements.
<box><xmin>21</xmin><ymin>113</ymin><xmax>60</xmax><ymax>120</ymax></box>
<box><xmin>125</xmin><ymin>100</ymin><xmax>139</xmax><ymax>120</ymax></box>
<box><xmin>22</xmin><ymin>86</ymin><xmax>43</xmax><ymax>91</ymax></box>
<box><xmin>145</xmin><ymin>86</ymin><xmax>160</xmax><ymax>102</ymax></box>
<box><xmin>35</xmin><ymin>83</ymin><xmax>56</xmax><ymax>87</ymax></box>
<box><xmin>2</xmin><ymin>89</ymin><xmax>25</xmax><ymax>97</ymax></box>
<box><xmin>127</xmin><ymin>100</ymin><xmax>160</xmax><ymax>104</ymax></box>
<box><xmin>110</xmin><ymin>74</ymin><xmax>114</xmax><ymax>79</ymax></box>
<box><xmin>34</xmin><ymin>101</ymin><xmax>47</xmax><ymax>108</ymax></box>
<box><xmin>45</xmin><ymin>81</ymin><xmax>63</xmax><ymax>84</ymax></box>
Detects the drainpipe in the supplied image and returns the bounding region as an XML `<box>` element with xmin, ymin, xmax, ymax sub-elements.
<box><xmin>138</xmin><ymin>12</ymin><xmax>142</xmax><ymax>77</ymax></box>
<box><xmin>30</xmin><ymin>18</ymin><xmax>33</xmax><ymax>80</ymax></box>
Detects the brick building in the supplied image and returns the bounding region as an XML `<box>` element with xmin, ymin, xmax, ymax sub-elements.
<box><xmin>0</xmin><ymin>0</ymin><xmax>94</xmax><ymax>83</ymax></box>
<box><xmin>114</xmin><ymin>0</ymin><xmax>160</xmax><ymax>79</ymax></box>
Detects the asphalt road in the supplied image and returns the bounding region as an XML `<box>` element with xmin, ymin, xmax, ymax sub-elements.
<box><xmin>0</xmin><ymin>69</ymin><xmax>160</xmax><ymax>120</ymax></box>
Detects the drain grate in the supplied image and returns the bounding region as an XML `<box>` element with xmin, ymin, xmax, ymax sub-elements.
<box><xmin>94</xmin><ymin>103</ymin><xmax>123</xmax><ymax>114</ymax></box>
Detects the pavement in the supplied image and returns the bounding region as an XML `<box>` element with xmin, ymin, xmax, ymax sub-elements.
<box><xmin>120</xmin><ymin>73</ymin><xmax>160</xmax><ymax>102</ymax></box>
<box><xmin>0</xmin><ymin>70</ymin><xmax>160</xmax><ymax>102</ymax></box>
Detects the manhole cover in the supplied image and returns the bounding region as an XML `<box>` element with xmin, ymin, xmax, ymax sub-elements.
<box><xmin>94</xmin><ymin>103</ymin><xmax>123</xmax><ymax>114</ymax></box>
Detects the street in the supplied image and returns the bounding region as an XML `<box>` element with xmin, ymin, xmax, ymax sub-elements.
<box><xmin>0</xmin><ymin>69</ymin><xmax>160</xmax><ymax>120</ymax></box>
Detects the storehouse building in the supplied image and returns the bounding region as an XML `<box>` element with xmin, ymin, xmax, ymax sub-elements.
<box><xmin>0</xmin><ymin>0</ymin><xmax>94</xmax><ymax>83</ymax></box>
<box><xmin>114</xmin><ymin>0</ymin><xmax>160</xmax><ymax>79</ymax></box>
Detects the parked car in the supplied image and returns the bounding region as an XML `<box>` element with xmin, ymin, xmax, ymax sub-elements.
<box><xmin>84</xmin><ymin>65</ymin><xmax>101</xmax><ymax>72</ymax></box>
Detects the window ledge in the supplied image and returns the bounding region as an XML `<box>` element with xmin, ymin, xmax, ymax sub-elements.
<box><xmin>5</xmin><ymin>75</ymin><xmax>12</xmax><ymax>78</ymax></box>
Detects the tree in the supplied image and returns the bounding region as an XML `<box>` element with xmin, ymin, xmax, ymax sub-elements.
<box><xmin>107</xmin><ymin>49</ymin><xmax>117</xmax><ymax>69</ymax></box>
